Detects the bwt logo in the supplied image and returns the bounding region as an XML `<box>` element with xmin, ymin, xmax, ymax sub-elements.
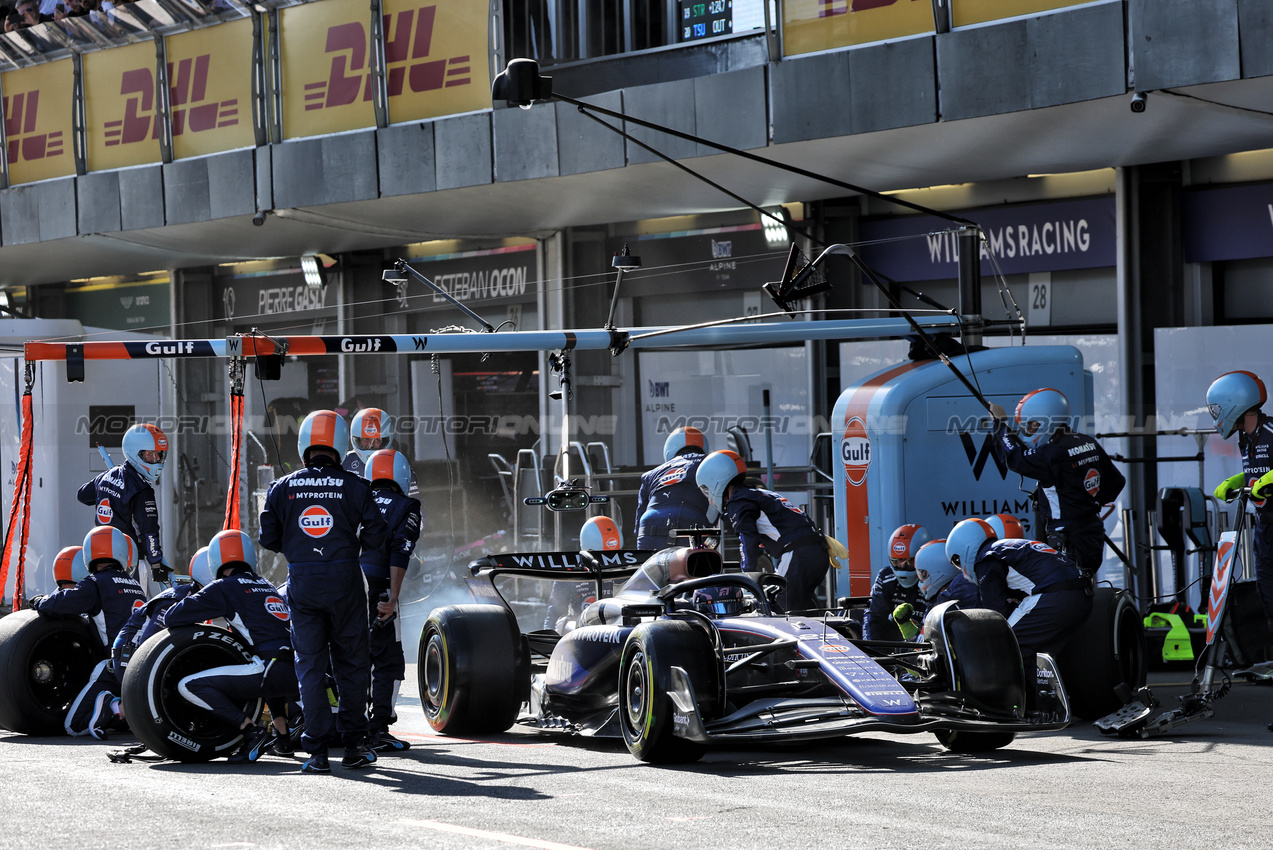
<box><xmin>306</xmin><ymin>5</ymin><xmax>471</xmax><ymax>111</ymax></box>
<box><xmin>104</xmin><ymin>55</ymin><xmax>238</xmax><ymax>147</ymax></box>
<box><xmin>648</xmin><ymin>381</ymin><xmax>670</xmax><ymax>398</ymax></box>
<box><xmin>711</xmin><ymin>240</ymin><xmax>732</xmax><ymax>259</ymax></box>
<box><xmin>4</xmin><ymin>91</ymin><xmax>64</xmax><ymax>164</ymax></box>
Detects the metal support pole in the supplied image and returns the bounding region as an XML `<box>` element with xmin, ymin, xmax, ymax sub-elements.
<box><xmin>958</xmin><ymin>227</ymin><xmax>982</xmax><ymax>347</ymax></box>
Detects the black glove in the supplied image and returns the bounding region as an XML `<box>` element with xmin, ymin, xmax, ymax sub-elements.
<box><xmin>151</xmin><ymin>563</ymin><xmax>172</xmax><ymax>584</ymax></box>
<box><xmin>27</xmin><ymin>595</ymin><xmax>46</xmax><ymax>609</ymax></box>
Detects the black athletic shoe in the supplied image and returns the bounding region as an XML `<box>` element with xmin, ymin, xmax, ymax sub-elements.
<box><xmin>228</xmin><ymin>726</ymin><xmax>270</xmax><ymax>764</ymax></box>
<box><xmin>267</xmin><ymin>729</ymin><xmax>296</xmax><ymax>757</ymax></box>
<box><xmin>301</xmin><ymin>752</ymin><xmax>331</xmax><ymax>774</ymax></box>
<box><xmin>370</xmin><ymin>731</ymin><xmax>411</xmax><ymax>752</ymax></box>
<box><xmin>341</xmin><ymin>748</ymin><xmax>377</xmax><ymax>769</ymax></box>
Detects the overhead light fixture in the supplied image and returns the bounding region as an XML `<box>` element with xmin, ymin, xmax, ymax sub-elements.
<box><xmin>763</xmin><ymin>206</ymin><xmax>791</xmax><ymax>247</ymax></box>
<box><xmin>300</xmin><ymin>255</ymin><xmax>324</xmax><ymax>289</ymax></box>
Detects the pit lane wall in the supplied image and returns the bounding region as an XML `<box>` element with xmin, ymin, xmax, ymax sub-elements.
<box><xmin>832</xmin><ymin>344</ymin><xmax>1092</xmax><ymax>597</ymax></box>
<box><xmin>0</xmin><ymin>320</ymin><xmax>169</xmax><ymax>603</ymax></box>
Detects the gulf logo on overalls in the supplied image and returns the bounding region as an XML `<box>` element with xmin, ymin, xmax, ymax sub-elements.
<box><xmin>299</xmin><ymin>505</ymin><xmax>334</xmax><ymax>538</ymax></box>
<box><xmin>841</xmin><ymin>417</ymin><xmax>871</xmax><ymax>487</ymax></box>
<box><xmin>132</xmin><ymin>599</ymin><xmax>146</xmax><ymax>611</ymax></box>
<box><xmin>97</xmin><ymin>499</ymin><xmax>113</xmax><ymax>523</ymax></box>
<box><xmin>1083</xmin><ymin>468</ymin><xmax>1100</xmax><ymax>496</ymax></box>
<box><xmin>265</xmin><ymin>596</ymin><xmax>290</xmax><ymax>621</ymax></box>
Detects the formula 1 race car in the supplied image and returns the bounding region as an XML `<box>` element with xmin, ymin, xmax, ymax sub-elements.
<box><xmin>417</xmin><ymin>545</ymin><xmax>1071</xmax><ymax>763</ymax></box>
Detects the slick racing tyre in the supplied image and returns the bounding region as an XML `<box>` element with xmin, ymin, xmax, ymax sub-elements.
<box><xmin>933</xmin><ymin>608</ymin><xmax>1023</xmax><ymax>753</ymax></box>
<box><xmin>418</xmin><ymin>604</ymin><xmax>530</xmax><ymax>735</ymax></box>
<box><xmin>0</xmin><ymin>610</ymin><xmax>103</xmax><ymax>736</ymax></box>
<box><xmin>1054</xmin><ymin>587</ymin><xmax>1147</xmax><ymax>720</ymax></box>
<box><xmin>619</xmin><ymin>619</ymin><xmax>720</xmax><ymax>764</ymax></box>
<box><xmin>120</xmin><ymin>625</ymin><xmax>262</xmax><ymax>762</ymax></box>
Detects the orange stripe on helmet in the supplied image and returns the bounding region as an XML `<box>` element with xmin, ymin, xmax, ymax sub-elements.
<box><xmin>683</xmin><ymin>427</ymin><xmax>705</xmax><ymax>450</ymax></box>
<box><xmin>217</xmin><ymin>530</ymin><xmax>246</xmax><ymax>564</ymax></box>
<box><xmin>311</xmin><ymin>411</ymin><xmax>336</xmax><ymax>447</ymax></box>
<box><xmin>143</xmin><ymin>424</ymin><xmax>169</xmax><ymax>451</ymax></box>
<box><xmin>54</xmin><ymin>546</ymin><xmax>81</xmax><ymax>583</ymax></box>
<box><xmin>370</xmin><ymin>451</ymin><xmax>394</xmax><ymax>481</ymax></box>
<box><xmin>89</xmin><ymin>527</ymin><xmax>114</xmax><ymax>562</ymax></box>
<box><xmin>360</xmin><ymin>409</ymin><xmax>384</xmax><ymax>439</ymax></box>
<box><xmin>717</xmin><ymin>449</ymin><xmax>747</xmax><ymax>477</ymax></box>
<box><xmin>595</xmin><ymin>517</ymin><xmax>621</xmax><ymax>550</ymax></box>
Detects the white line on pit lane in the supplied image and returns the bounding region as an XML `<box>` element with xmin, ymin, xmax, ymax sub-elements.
<box><xmin>398</xmin><ymin>819</ymin><xmax>594</xmax><ymax>850</ymax></box>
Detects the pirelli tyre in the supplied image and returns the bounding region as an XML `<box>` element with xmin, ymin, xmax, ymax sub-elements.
<box><xmin>932</xmin><ymin>607</ymin><xmax>1024</xmax><ymax>753</ymax></box>
<box><xmin>0</xmin><ymin>609</ymin><xmax>103</xmax><ymax>736</ymax></box>
<box><xmin>120</xmin><ymin>625</ymin><xmax>262</xmax><ymax>762</ymax></box>
<box><xmin>1054</xmin><ymin>587</ymin><xmax>1147</xmax><ymax>721</ymax></box>
<box><xmin>418</xmin><ymin>604</ymin><xmax>530</xmax><ymax>736</ymax></box>
<box><xmin>618</xmin><ymin>619</ymin><xmax>721</xmax><ymax>764</ymax></box>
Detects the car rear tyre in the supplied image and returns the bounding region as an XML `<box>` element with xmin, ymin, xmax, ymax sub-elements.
<box><xmin>1054</xmin><ymin>587</ymin><xmax>1147</xmax><ymax>720</ymax></box>
<box><xmin>120</xmin><ymin>625</ymin><xmax>262</xmax><ymax>762</ymax></box>
<box><xmin>0</xmin><ymin>609</ymin><xmax>103</xmax><ymax>736</ymax></box>
<box><xmin>618</xmin><ymin>619</ymin><xmax>719</xmax><ymax>764</ymax></box>
<box><xmin>418</xmin><ymin>604</ymin><xmax>529</xmax><ymax>736</ymax></box>
<box><xmin>933</xmin><ymin>608</ymin><xmax>1023</xmax><ymax>753</ymax></box>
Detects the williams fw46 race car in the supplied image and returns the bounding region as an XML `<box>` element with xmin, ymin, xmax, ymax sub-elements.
<box><xmin>418</xmin><ymin>545</ymin><xmax>1072</xmax><ymax>763</ymax></box>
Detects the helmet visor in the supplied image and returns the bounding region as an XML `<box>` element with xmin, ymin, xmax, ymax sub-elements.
<box><xmin>354</xmin><ymin>435</ymin><xmax>389</xmax><ymax>451</ymax></box>
<box><xmin>139</xmin><ymin>449</ymin><xmax>167</xmax><ymax>464</ymax></box>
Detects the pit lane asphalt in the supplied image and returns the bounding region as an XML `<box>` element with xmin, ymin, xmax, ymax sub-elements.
<box><xmin>1</xmin><ymin>668</ymin><xmax>1269</xmax><ymax>850</ymax></box>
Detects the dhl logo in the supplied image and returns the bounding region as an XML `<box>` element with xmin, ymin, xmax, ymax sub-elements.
<box><xmin>103</xmin><ymin>54</ymin><xmax>239</xmax><ymax>147</ymax></box>
<box><xmin>305</xmin><ymin>5</ymin><xmax>470</xmax><ymax>111</ymax></box>
<box><xmin>4</xmin><ymin>91</ymin><xmax>64</xmax><ymax>163</ymax></box>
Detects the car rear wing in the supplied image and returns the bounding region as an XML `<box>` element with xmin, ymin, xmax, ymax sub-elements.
<box><xmin>468</xmin><ymin>549</ymin><xmax>655</xmax><ymax>582</ymax></box>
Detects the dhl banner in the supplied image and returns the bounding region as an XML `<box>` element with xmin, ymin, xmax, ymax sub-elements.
<box><xmin>2</xmin><ymin>59</ymin><xmax>75</xmax><ymax>185</ymax></box>
<box><xmin>382</xmin><ymin>0</ymin><xmax>489</xmax><ymax>124</ymax></box>
<box><xmin>281</xmin><ymin>0</ymin><xmax>489</xmax><ymax>139</ymax></box>
<box><xmin>84</xmin><ymin>42</ymin><xmax>162</xmax><ymax>171</ymax></box>
<box><xmin>783</xmin><ymin>0</ymin><xmax>935</xmax><ymax>58</ymax></box>
<box><xmin>951</xmin><ymin>0</ymin><xmax>1092</xmax><ymax>27</ymax></box>
<box><xmin>280</xmin><ymin>0</ymin><xmax>376</xmax><ymax>140</ymax></box>
<box><xmin>166</xmin><ymin>19</ymin><xmax>256</xmax><ymax>159</ymax></box>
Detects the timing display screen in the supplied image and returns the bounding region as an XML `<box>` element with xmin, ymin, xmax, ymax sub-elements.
<box><xmin>680</xmin><ymin>0</ymin><xmax>732</xmax><ymax>41</ymax></box>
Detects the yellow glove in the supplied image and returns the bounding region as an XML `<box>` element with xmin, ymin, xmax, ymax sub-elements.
<box><xmin>825</xmin><ymin>535</ymin><xmax>848</xmax><ymax>571</ymax></box>
<box><xmin>1253</xmin><ymin>471</ymin><xmax>1273</xmax><ymax>501</ymax></box>
<box><xmin>1214</xmin><ymin>472</ymin><xmax>1246</xmax><ymax>502</ymax></box>
<box><xmin>892</xmin><ymin>603</ymin><xmax>919</xmax><ymax>640</ymax></box>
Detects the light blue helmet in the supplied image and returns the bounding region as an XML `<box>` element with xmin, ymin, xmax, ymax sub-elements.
<box><xmin>1207</xmin><ymin>371</ymin><xmax>1266</xmax><ymax>439</ymax></box>
<box><xmin>1014</xmin><ymin>388</ymin><xmax>1070</xmax><ymax>449</ymax></box>
<box><xmin>580</xmin><ymin>516</ymin><xmax>623</xmax><ymax>551</ymax></box>
<box><xmin>53</xmin><ymin>546</ymin><xmax>89</xmax><ymax>586</ymax></box>
<box><xmin>206</xmin><ymin>529</ymin><xmax>257</xmax><ymax>578</ymax></box>
<box><xmin>915</xmin><ymin>539</ymin><xmax>956</xmax><ymax>601</ymax></box>
<box><xmin>121</xmin><ymin>423</ymin><xmax>168</xmax><ymax>485</ymax></box>
<box><xmin>695</xmin><ymin>450</ymin><xmax>748</xmax><ymax>514</ymax></box>
<box><xmin>350</xmin><ymin>408</ymin><xmax>394</xmax><ymax>464</ymax></box>
<box><xmin>364</xmin><ymin>449</ymin><xmax>411</xmax><ymax>495</ymax></box>
<box><xmin>82</xmin><ymin>526</ymin><xmax>135</xmax><ymax>571</ymax></box>
<box><xmin>297</xmin><ymin>410</ymin><xmax>349</xmax><ymax>463</ymax></box>
<box><xmin>945</xmin><ymin>519</ymin><xmax>996</xmax><ymax>586</ymax></box>
<box><xmin>663</xmin><ymin>427</ymin><xmax>708</xmax><ymax>462</ymax></box>
<box><xmin>189</xmin><ymin>546</ymin><xmax>213</xmax><ymax>588</ymax></box>
<box><xmin>887</xmin><ymin>524</ymin><xmax>932</xmax><ymax>588</ymax></box>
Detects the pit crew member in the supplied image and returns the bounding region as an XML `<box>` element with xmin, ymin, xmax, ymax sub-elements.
<box><xmin>697</xmin><ymin>450</ymin><xmax>829</xmax><ymax>612</ymax></box>
<box><xmin>30</xmin><ymin>527</ymin><xmax>146</xmax><ymax>739</ymax></box>
<box><xmin>864</xmin><ymin>524</ymin><xmax>931</xmax><ymax>641</ymax></box>
<box><xmin>1209</xmin><ymin>372</ymin><xmax>1273</xmax><ymax>643</ymax></box>
<box><xmin>343</xmin><ymin>407</ymin><xmax>419</xmax><ymax>497</ymax></box>
<box><xmin>112</xmin><ymin>547</ymin><xmax>206</xmax><ymax>677</ymax></box>
<box><xmin>989</xmin><ymin>389</ymin><xmax>1125</xmax><ymax>575</ymax></box>
<box><xmin>916</xmin><ymin>538</ymin><xmax>981</xmax><ymax>609</ymax></box>
<box><xmin>544</xmin><ymin>516</ymin><xmax>623</xmax><ymax>632</ymax></box>
<box><xmin>947</xmin><ymin>518</ymin><xmax>1093</xmax><ymax>660</ymax></box>
<box><xmin>166</xmin><ymin>530</ymin><xmax>298</xmax><ymax>764</ymax></box>
<box><xmin>260</xmin><ymin>409</ymin><xmax>387</xmax><ymax>773</ymax></box>
<box><xmin>76</xmin><ymin>423</ymin><xmax>171</xmax><ymax>587</ymax></box>
<box><xmin>635</xmin><ymin>427</ymin><xmax>715</xmax><ymax>550</ymax></box>
<box><xmin>360</xmin><ymin>449</ymin><xmax>422</xmax><ymax>753</ymax></box>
